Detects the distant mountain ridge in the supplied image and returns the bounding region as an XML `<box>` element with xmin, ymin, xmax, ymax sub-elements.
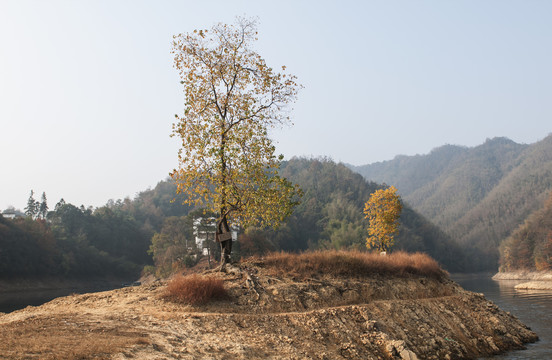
<box><xmin>348</xmin><ymin>135</ymin><xmax>552</xmax><ymax>270</ymax></box>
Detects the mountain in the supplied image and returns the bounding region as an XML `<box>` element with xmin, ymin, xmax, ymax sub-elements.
<box><xmin>348</xmin><ymin>134</ymin><xmax>552</xmax><ymax>271</ymax></box>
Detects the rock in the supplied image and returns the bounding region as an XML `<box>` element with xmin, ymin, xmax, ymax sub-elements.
<box><xmin>515</xmin><ymin>281</ymin><xmax>552</xmax><ymax>290</ymax></box>
<box><xmin>400</xmin><ymin>348</ymin><xmax>419</xmax><ymax>360</ymax></box>
<box><xmin>492</xmin><ymin>271</ymin><xmax>552</xmax><ymax>281</ymax></box>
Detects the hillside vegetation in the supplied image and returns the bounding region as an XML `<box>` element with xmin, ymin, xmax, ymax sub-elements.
<box><xmin>1</xmin><ymin>158</ymin><xmax>468</xmax><ymax>280</ymax></box>
<box><xmin>275</xmin><ymin>158</ymin><xmax>467</xmax><ymax>271</ymax></box>
<box><xmin>102</xmin><ymin>157</ymin><xmax>468</xmax><ymax>272</ymax></box>
<box><xmin>350</xmin><ymin>135</ymin><xmax>552</xmax><ymax>270</ymax></box>
<box><xmin>0</xmin><ymin>204</ymin><xmax>150</xmax><ymax>279</ymax></box>
<box><xmin>499</xmin><ymin>192</ymin><xmax>552</xmax><ymax>272</ymax></box>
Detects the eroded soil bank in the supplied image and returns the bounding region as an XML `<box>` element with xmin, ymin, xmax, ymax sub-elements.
<box><xmin>0</xmin><ymin>262</ymin><xmax>538</xmax><ymax>360</ymax></box>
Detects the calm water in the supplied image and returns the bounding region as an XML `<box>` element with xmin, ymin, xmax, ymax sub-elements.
<box><xmin>0</xmin><ymin>282</ymin><xmax>126</xmax><ymax>313</ymax></box>
<box><xmin>452</xmin><ymin>274</ymin><xmax>552</xmax><ymax>359</ymax></box>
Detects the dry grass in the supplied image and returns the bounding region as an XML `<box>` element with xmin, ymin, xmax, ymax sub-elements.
<box><xmin>0</xmin><ymin>315</ymin><xmax>149</xmax><ymax>360</ymax></box>
<box><xmin>163</xmin><ymin>274</ymin><xmax>229</xmax><ymax>305</ymax></box>
<box><xmin>256</xmin><ymin>250</ymin><xmax>447</xmax><ymax>280</ymax></box>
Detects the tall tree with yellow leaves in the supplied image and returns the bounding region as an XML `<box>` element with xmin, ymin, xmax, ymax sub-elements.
<box><xmin>170</xmin><ymin>17</ymin><xmax>301</xmax><ymax>266</ymax></box>
<box><xmin>364</xmin><ymin>186</ymin><xmax>403</xmax><ymax>252</ymax></box>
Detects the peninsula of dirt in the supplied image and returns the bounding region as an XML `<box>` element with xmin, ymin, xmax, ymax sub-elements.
<box><xmin>0</xmin><ymin>254</ymin><xmax>538</xmax><ymax>360</ymax></box>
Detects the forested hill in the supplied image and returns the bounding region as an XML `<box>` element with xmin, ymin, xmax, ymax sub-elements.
<box><xmin>0</xmin><ymin>158</ymin><xmax>469</xmax><ymax>280</ymax></box>
<box><xmin>499</xmin><ymin>192</ymin><xmax>552</xmax><ymax>272</ymax></box>
<box><xmin>249</xmin><ymin>158</ymin><xmax>468</xmax><ymax>272</ymax></box>
<box><xmin>112</xmin><ymin>157</ymin><xmax>468</xmax><ymax>271</ymax></box>
<box><xmin>348</xmin><ymin>134</ymin><xmax>552</xmax><ymax>271</ymax></box>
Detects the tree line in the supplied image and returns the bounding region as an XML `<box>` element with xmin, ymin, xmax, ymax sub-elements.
<box><xmin>1</xmin><ymin>157</ymin><xmax>471</xmax><ymax>280</ymax></box>
<box><xmin>0</xmin><ymin>198</ymin><xmax>151</xmax><ymax>279</ymax></box>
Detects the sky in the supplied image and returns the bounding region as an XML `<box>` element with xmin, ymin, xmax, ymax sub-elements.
<box><xmin>1</xmin><ymin>0</ymin><xmax>551</xmax><ymax>211</ymax></box>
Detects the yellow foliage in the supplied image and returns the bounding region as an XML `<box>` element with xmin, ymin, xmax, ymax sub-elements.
<box><xmin>363</xmin><ymin>186</ymin><xmax>403</xmax><ymax>252</ymax></box>
<box><xmin>170</xmin><ymin>17</ymin><xmax>301</xmax><ymax>230</ymax></box>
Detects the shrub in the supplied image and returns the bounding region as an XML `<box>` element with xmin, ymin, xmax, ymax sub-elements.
<box><xmin>142</xmin><ymin>265</ymin><xmax>156</xmax><ymax>277</ymax></box>
<box><xmin>259</xmin><ymin>250</ymin><xmax>446</xmax><ymax>279</ymax></box>
<box><xmin>163</xmin><ymin>274</ymin><xmax>228</xmax><ymax>305</ymax></box>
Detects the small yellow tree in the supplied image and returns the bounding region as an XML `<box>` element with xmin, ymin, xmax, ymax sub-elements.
<box><xmin>364</xmin><ymin>186</ymin><xmax>403</xmax><ymax>252</ymax></box>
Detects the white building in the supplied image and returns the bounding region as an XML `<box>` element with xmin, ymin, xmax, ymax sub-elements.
<box><xmin>193</xmin><ymin>217</ymin><xmax>237</xmax><ymax>256</ymax></box>
<box><xmin>2</xmin><ymin>208</ymin><xmax>25</xmax><ymax>219</ymax></box>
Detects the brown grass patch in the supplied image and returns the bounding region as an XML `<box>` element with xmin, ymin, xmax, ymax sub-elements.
<box><xmin>257</xmin><ymin>250</ymin><xmax>447</xmax><ymax>279</ymax></box>
<box><xmin>0</xmin><ymin>315</ymin><xmax>149</xmax><ymax>360</ymax></box>
<box><xmin>163</xmin><ymin>274</ymin><xmax>229</xmax><ymax>305</ymax></box>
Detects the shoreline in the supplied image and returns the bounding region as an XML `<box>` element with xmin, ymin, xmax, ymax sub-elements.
<box><xmin>493</xmin><ymin>271</ymin><xmax>552</xmax><ymax>290</ymax></box>
<box><xmin>514</xmin><ymin>281</ymin><xmax>552</xmax><ymax>290</ymax></box>
<box><xmin>492</xmin><ymin>271</ymin><xmax>552</xmax><ymax>281</ymax></box>
<box><xmin>0</xmin><ymin>277</ymin><xmax>135</xmax><ymax>293</ymax></box>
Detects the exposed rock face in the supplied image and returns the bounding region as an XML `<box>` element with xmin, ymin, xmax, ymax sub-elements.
<box><xmin>0</xmin><ymin>264</ymin><xmax>537</xmax><ymax>359</ymax></box>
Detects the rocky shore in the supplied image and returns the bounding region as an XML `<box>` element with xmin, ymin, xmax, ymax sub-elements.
<box><xmin>0</xmin><ymin>262</ymin><xmax>538</xmax><ymax>360</ymax></box>
<box><xmin>514</xmin><ymin>281</ymin><xmax>552</xmax><ymax>290</ymax></box>
<box><xmin>493</xmin><ymin>271</ymin><xmax>552</xmax><ymax>290</ymax></box>
<box><xmin>492</xmin><ymin>271</ymin><xmax>552</xmax><ymax>281</ymax></box>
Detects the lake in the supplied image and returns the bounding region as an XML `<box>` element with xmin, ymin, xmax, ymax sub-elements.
<box><xmin>452</xmin><ymin>273</ymin><xmax>552</xmax><ymax>359</ymax></box>
<box><xmin>0</xmin><ymin>282</ymin><xmax>127</xmax><ymax>313</ymax></box>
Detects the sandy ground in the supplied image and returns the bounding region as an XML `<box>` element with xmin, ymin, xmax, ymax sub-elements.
<box><xmin>0</xmin><ymin>263</ymin><xmax>538</xmax><ymax>360</ymax></box>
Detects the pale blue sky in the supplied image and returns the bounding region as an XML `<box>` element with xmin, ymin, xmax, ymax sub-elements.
<box><xmin>1</xmin><ymin>0</ymin><xmax>551</xmax><ymax>210</ymax></box>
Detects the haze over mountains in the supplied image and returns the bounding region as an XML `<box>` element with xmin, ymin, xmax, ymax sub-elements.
<box><xmin>348</xmin><ymin>134</ymin><xmax>552</xmax><ymax>271</ymax></box>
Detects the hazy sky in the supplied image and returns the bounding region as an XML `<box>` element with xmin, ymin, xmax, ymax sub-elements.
<box><xmin>1</xmin><ymin>0</ymin><xmax>551</xmax><ymax>211</ymax></box>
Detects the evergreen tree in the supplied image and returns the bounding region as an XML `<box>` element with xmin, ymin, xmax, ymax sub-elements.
<box><xmin>24</xmin><ymin>190</ymin><xmax>39</xmax><ymax>219</ymax></box>
<box><xmin>39</xmin><ymin>192</ymin><xmax>49</xmax><ymax>219</ymax></box>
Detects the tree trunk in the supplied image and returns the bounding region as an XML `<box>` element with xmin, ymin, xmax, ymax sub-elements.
<box><xmin>216</xmin><ymin>215</ymin><xmax>233</xmax><ymax>266</ymax></box>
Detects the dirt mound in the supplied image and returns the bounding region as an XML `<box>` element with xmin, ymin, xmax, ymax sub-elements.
<box><xmin>0</xmin><ymin>260</ymin><xmax>538</xmax><ymax>359</ymax></box>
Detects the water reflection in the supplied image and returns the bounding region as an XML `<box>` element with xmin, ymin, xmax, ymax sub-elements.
<box><xmin>452</xmin><ymin>274</ymin><xmax>552</xmax><ymax>360</ymax></box>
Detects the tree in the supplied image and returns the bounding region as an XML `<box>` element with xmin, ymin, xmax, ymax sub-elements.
<box><xmin>170</xmin><ymin>17</ymin><xmax>301</xmax><ymax>265</ymax></box>
<box><xmin>39</xmin><ymin>192</ymin><xmax>49</xmax><ymax>220</ymax></box>
<box><xmin>24</xmin><ymin>190</ymin><xmax>39</xmax><ymax>219</ymax></box>
<box><xmin>364</xmin><ymin>186</ymin><xmax>403</xmax><ymax>252</ymax></box>
<box><xmin>149</xmin><ymin>216</ymin><xmax>197</xmax><ymax>276</ymax></box>
<box><xmin>54</xmin><ymin>198</ymin><xmax>66</xmax><ymax>211</ymax></box>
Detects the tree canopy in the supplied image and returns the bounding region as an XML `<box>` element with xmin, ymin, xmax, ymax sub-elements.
<box><xmin>169</xmin><ymin>17</ymin><xmax>301</xmax><ymax>253</ymax></box>
<box><xmin>364</xmin><ymin>186</ymin><xmax>403</xmax><ymax>252</ymax></box>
